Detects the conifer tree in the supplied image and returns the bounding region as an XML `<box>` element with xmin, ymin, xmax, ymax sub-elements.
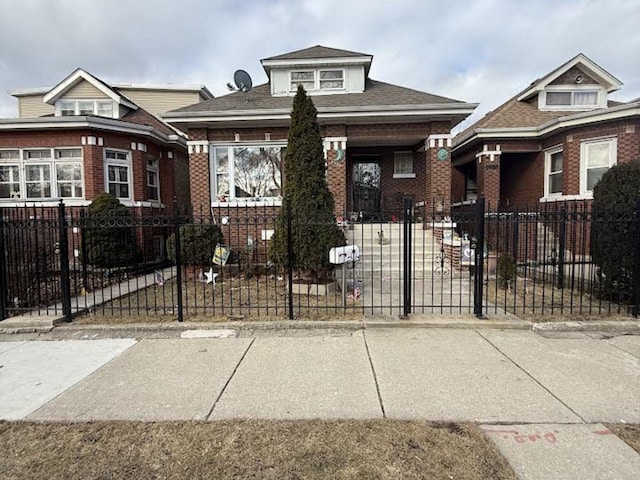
<box><xmin>269</xmin><ymin>85</ymin><xmax>345</xmax><ymax>278</ymax></box>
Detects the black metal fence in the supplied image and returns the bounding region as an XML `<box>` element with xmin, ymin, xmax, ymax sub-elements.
<box><xmin>0</xmin><ymin>197</ymin><xmax>638</xmax><ymax>322</ymax></box>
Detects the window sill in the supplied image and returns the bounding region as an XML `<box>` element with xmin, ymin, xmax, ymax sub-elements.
<box><xmin>0</xmin><ymin>199</ymin><xmax>90</xmax><ymax>207</ymax></box>
<box><xmin>451</xmin><ymin>200</ymin><xmax>477</xmax><ymax>207</ymax></box>
<box><xmin>539</xmin><ymin>194</ymin><xmax>593</xmax><ymax>203</ymax></box>
<box><xmin>211</xmin><ymin>199</ymin><xmax>283</xmax><ymax>208</ymax></box>
<box><xmin>393</xmin><ymin>173</ymin><xmax>416</xmax><ymax>179</ymax></box>
<box><xmin>120</xmin><ymin>200</ymin><xmax>165</xmax><ymax>208</ymax></box>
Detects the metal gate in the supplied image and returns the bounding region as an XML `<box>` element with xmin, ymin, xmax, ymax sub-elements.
<box><xmin>344</xmin><ymin>198</ymin><xmax>487</xmax><ymax>317</ymax></box>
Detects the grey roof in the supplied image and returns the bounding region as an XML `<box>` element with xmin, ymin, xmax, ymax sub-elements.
<box><xmin>169</xmin><ymin>79</ymin><xmax>465</xmax><ymax>115</ymax></box>
<box><xmin>262</xmin><ymin>45</ymin><xmax>371</xmax><ymax>61</ymax></box>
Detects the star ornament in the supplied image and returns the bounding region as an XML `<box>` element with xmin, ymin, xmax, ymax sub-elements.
<box><xmin>204</xmin><ymin>268</ymin><xmax>219</xmax><ymax>285</ymax></box>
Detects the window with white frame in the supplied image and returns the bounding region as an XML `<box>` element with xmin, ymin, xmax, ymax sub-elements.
<box><xmin>544</xmin><ymin>147</ymin><xmax>564</xmax><ymax>197</ymax></box>
<box><xmin>56</xmin><ymin>99</ymin><xmax>117</xmax><ymax>118</ymax></box>
<box><xmin>105</xmin><ymin>149</ymin><xmax>131</xmax><ymax>200</ymax></box>
<box><xmin>393</xmin><ymin>151</ymin><xmax>414</xmax><ymax>177</ymax></box>
<box><xmin>146</xmin><ymin>157</ymin><xmax>159</xmax><ymax>201</ymax></box>
<box><xmin>290</xmin><ymin>69</ymin><xmax>345</xmax><ymax>92</ymax></box>
<box><xmin>0</xmin><ymin>148</ymin><xmax>83</xmax><ymax>200</ymax></box>
<box><xmin>290</xmin><ymin>71</ymin><xmax>315</xmax><ymax>91</ymax></box>
<box><xmin>544</xmin><ymin>90</ymin><xmax>599</xmax><ymax>109</ymax></box>
<box><xmin>212</xmin><ymin>145</ymin><xmax>284</xmax><ymax>202</ymax></box>
<box><xmin>319</xmin><ymin>70</ymin><xmax>344</xmax><ymax>90</ymax></box>
<box><xmin>580</xmin><ymin>137</ymin><xmax>617</xmax><ymax>194</ymax></box>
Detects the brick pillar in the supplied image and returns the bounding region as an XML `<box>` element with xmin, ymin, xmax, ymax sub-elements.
<box><xmin>187</xmin><ymin>140</ymin><xmax>210</xmax><ymax>210</ymax></box>
<box><xmin>131</xmin><ymin>142</ymin><xmax>147</xmax><ymax>202</ymax></box>
<box><xmin>323</xmin><ymin>137</ymin><xmax>347</xmax><ymax>217</ymax></box>
<box><xmin>81</xmin><ymin>142</ymin><xmax>104</xmax><ymax>199</ymax></box>
<box><xmin>476</xmin><ymin>144</ymin><xmax>501</xmax><ymax>210</ymax></box>
<box><xmin>425</xmin><ymin>134</ymin><xmax>452</xmax><ymax>213</ymax></box>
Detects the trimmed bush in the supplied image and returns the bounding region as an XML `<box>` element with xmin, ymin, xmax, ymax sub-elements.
<box><xmin>167</xmin><ymin>223</ymin><xmax>224</xmax><ymax>266</ymax></box>
<box><xmin>269</xmin><ymin>85</ymin><xmax>345</xmax><ymax>278</ymax></box>
<box><xmin>592</xmin><ymin>160</ymin><xmax>640</xmax><ymax>302</ymax></box>
<box><xmin>83</xmin><ymin>193</ymin><xmax>140</xmax><ymax>268</ymax></box>
<box><xmin>497</xmin><ymin>254</ymin><xmax>516</xmax><ymax>288</ymax></box>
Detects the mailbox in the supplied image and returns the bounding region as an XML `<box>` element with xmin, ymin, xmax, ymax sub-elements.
<box><xmin>329</xmin><ymin>245</ymin><xmax>360</xmax><ymax>264</ymax></box>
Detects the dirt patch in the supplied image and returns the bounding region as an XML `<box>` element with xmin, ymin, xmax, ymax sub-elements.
<box><xmin>606</xmin><ymin>424</ymin><xmax>640</xmax><ymax>454</ymax></box>
<box><xmin>75</xmin><ymin>271</ymin><xmax>365</xmax><ymax>324</ymax></box>
<box><xmin>0</xmin><ymin>420</ymin><xmax>516</xmax><ymax>480</ymax></box>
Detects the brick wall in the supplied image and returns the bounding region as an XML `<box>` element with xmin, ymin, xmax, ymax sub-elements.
<box><xmin>0</xmin><ymin>128</ymin><xmax>189</xmax><ymax>210</ymax></box>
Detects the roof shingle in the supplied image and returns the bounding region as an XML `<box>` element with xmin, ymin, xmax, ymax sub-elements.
<box><xmin>262</xmin><ymin>45</ymin><xmax>371</xmax><ymax>61</ymax></box>
<box><xmin>169</xmin><ymin>79</ymin><xmax>464</xmax><ymax>114</ymax></box>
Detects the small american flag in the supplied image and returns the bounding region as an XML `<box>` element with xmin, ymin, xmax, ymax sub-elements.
<box><xmin>348</xmin><ymin>285</ymin><xmax>361</xmax><ymax>301</ymax></box>
<box><xmin>155</xmin><ymin>270</ymin><xmax>165</xmax><ymax>286</ymax></box>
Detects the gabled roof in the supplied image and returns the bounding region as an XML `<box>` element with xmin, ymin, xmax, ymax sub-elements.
<box><xmin>517</xmin><ymin>53</ymin><xmax>622</xmax><ymax>101</ymax></box>
<box><xmin>42</xmin><ymin>68</ymin><xmax>138</xmax><ymax>110</ymax></box>
<box><xmin>262</xmin><ymin>45</ymin><xmax>371</xmax><ymax>61</ymax></box>
<box><xmin>261</xmin><ymin>45</ymin><xmax>374</xmax><ymax>76</ymax></box>
<box><xmin>453</xmin><ymin>55</ymin><xmax>632</xmax><ymax>151</ymax></box>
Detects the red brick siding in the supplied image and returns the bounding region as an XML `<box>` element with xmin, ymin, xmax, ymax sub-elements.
<box><xmin>0</xmin><ymin>129</ymin><xmax>189</xmax><ymax>210</ymax></box>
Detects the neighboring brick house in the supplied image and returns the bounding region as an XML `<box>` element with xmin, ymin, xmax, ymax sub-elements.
<box><xmin>451</xmin><ymin>54</ymin><xmax>640</xmax><ymax>209</ymax></box>
<box><xmin>163</xmin><ymin>46</ymin><xmax>477</xmax><ymax>220</ymax></box>
<box><xmin>0</xmin><ymin>68</ymin><xmax>214</xmax><ymax>212</ymax></box>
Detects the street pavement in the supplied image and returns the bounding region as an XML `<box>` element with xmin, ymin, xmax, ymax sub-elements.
<box><xmin>1</xmin><ymin>325</ymin><xmax>639</xmax><ymax>479</ymax></box>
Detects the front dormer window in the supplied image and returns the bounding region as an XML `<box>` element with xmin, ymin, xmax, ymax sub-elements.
<box><xmin>540</xmin><ymin>87</ymin><xmax>603</xmax><ymax>111</ymax></box>
<box><xmin>291</xmin><ymin>71</ymin><xmax>315</xmax><ymax>91</ymax></box>
<box><xmin>546</xmin><ymin>90</ymin><xmax>598</xmax><ymax>107</ymax></box>
<box><xmin>290</xmin><ymin>69</ymin><xmax>345</xmax><ymax>92</ymax></box>
<box><xmin>55</xmin><ymin>99</ymin><xmax>117</xmax><ymax>118</ymax></box>
<box><xmin>319</xmin><ymin>70</ymin><xmax>344</xmax><ymax>89</ymax></box>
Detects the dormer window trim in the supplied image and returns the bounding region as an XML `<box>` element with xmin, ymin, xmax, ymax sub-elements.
<box><xmin>538</xmin><ymin>85</ymin><xmax>606</xmax><ymax>111</ymax></box>
<box><xmin>55</xmin><ymin>99</ymin><xmax>117</xmax><ymax>118</ymax></box>
<box><xmin>289</xmin><ymin>68</ymin><xmax>346</xmax><ymax>93</ymax></box>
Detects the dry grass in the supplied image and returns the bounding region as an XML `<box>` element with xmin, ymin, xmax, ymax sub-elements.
<box><xmin>0</xmin><ymin>420</ymin><xmax>516</xmax><ymax>480</ymax></box>
<box><xmin>606</xmin><ymin>424</ymin><xmax>640</xmax><ymax>454</ymax></box>
<box><xmin>76</xmin><ymin>271</ymin><xmax>365</xmax><ymax>324</ymax></box>
<box><xmin>484</xmin><ymin>278</ymin><xmax>634</xmax><ymax>322</ymax></box>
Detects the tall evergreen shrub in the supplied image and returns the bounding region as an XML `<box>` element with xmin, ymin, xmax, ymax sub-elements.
<box><xmin>592</xmin><ymin>160</ymin><xmax>640</xmax><ymax>301</ymax></box>
<box><xmin>83</xmin><ymin>193</ymin><xmax>140</xmax><ymax>267</ymax></box>
<box><xmin>269</xmin><ymin>85</ymin><xmax>345</xmax><ymax>278</ymax></box>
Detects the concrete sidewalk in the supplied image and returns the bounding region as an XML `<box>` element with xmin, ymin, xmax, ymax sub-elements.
<box><xmin>1</xmin><ymin>327</ymin><xmax>639</xmax><ymax>479</ymax></box>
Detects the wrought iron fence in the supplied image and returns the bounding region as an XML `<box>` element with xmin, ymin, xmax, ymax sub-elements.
<box><xmin>0</xmin><ymin>197</ymin><xmax>638</xmax><ymax>322</ymax></box>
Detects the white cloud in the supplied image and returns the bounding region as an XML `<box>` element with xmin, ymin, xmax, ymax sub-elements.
<box><xmin>0</xmin><ymin>0</ymin><xmax>638</xmax><ymax>124</ymax></box>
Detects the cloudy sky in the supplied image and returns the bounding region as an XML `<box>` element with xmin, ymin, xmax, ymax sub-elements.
<box><xmin>1</xmin><ymin>0</ymin><xmax>639</xmax><ymax>129</ymax></box>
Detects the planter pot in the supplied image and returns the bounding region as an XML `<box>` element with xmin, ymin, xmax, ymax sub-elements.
<box><xmin>289</xmin><ymin>280</ymin><xmax>338</xmax><ymax>296</ymax></box>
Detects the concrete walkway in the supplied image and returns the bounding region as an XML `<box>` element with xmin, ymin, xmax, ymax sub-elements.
<box><xmin>1</xmin><ymin>326</ymin><xmax>639</xmax><ymax>479</ymax></box>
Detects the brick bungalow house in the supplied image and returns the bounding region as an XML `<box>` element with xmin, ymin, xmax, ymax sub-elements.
<box><xmin>0</xmin><ymin>68</ymin><xmax>213</xmax><ymax>212</ymax></box>
<box><xmin>451</xmin><ymin>54</ymin><xmax>640</xmax><ymax>209</ymax></box>
<box><xmin>163</xmin><ymin>46</ymin><xmax>477</xmax><ymax>220</ymax></box>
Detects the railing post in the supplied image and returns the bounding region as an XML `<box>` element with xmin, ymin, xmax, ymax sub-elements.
<box><xmin>633</xmin><ymin>198</ymin><xmax>640</xmax><ymax>318</ymax></box>
<box><xmin>173</xmin><ymin>197</ymin><xmax>184</xmax><ymax>322</ymax></box>
<box><xmin>0</xmin><ymin>210</ymin><xmax>7</xmax><ymax>321</ymax></box>
<box><xmin>474</xmin><ymin>197</ymin><xmax>486</xmax><ymax>318</ymax></box>
<box><xmin>79</xmin><ymin>209</ymin><xmax>89</xmax><ymax>295</ymax></box>
<box><xmin>286</xmin><ymin>198</ymin><xmax>294</xmax><ymax>320</ymax></box>
<box><xmin>402</xmin><ymin>197</ymin><xmax>413</xmax><ymax>317</ymax></box>
<box><xmin>557</xmin><ymin>207</ymin><xmax>566</xmax><ymax>289</ymax></box>
<box><xmin>58</xmin><ymin>200</ymin><xmax>72</xmax><ymax>322</ymax></box>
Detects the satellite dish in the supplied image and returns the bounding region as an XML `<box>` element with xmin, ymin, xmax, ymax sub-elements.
<box><xmin>234</xmin><ymin>70</ymin><xmax>252</xmax><ymax>93</ymax></box>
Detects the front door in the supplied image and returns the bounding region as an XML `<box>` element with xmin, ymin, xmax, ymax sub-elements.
<box><xmin>352</xmin><ymin>161</ymin><xmax>381</xmax><ymax>220</ymax></box>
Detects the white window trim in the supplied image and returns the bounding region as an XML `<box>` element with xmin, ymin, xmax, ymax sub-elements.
<box><xmin>393</xmin><ymin>151</ymin><xmax>415</xmax><ymax>178</ymax></box>
<box><xmin>289</xmin><ymin>68</ymin><xmax>346</xmax><ymax>93</ymax></box>
<box><xmin>579</xmin><ymin>136</ymin><xmax>617</xmax><ymax>195</ymax></box>
<box><xmin>0</xmin><ymin>147</ymin><xmax>84</xmax><ymax>201</ymax></box>
<box><xmin>55</xmin><ymin>99</ymin><xmax>118</xmax><ymax>118</ymax></box>
<box><xmin>544</xmin><ymin>145</ymin><xmax>564</xmax><ymax>198</ymax></box>
<box><xmin>104</xmin><ymin>148</ymin><xmax>133</xmax><ymax>201</ymax></box>
<box><xmin>209</xmin><ymin>143</ymin><xmax>285</xmax><ymax>206</ymax></box>
<box><xmin>539</xmin><ymin>85</ymin><xmax>606</xmax><ymax>111</ymax></box>
<box><xmin>146</xmin><ymin>157</ymin><xmax>160</xmax><ymax>202</ymax></box>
